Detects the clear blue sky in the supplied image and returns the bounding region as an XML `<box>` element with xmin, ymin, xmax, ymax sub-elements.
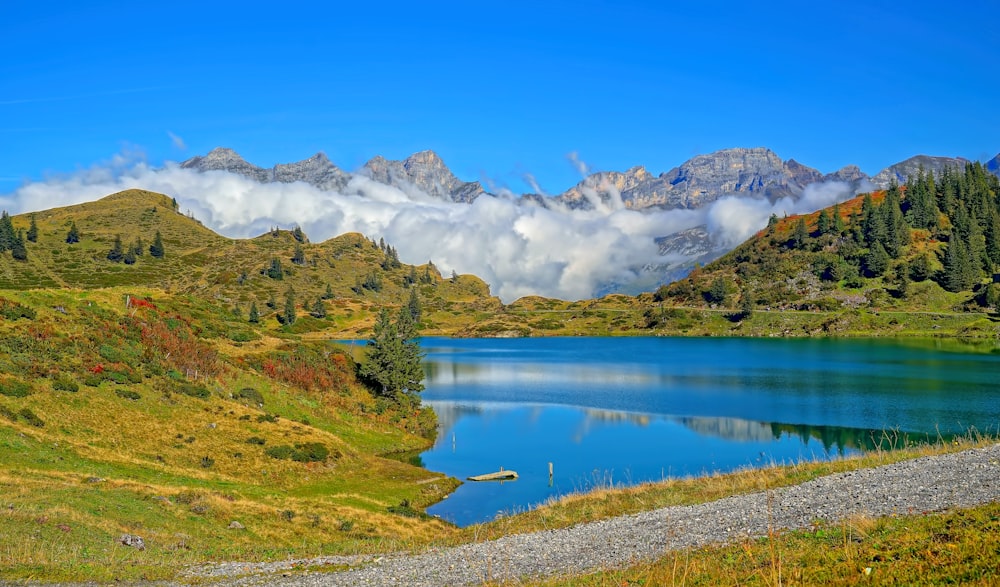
<box><xmin>2</xmin><ymin>0</ymin><xmax>999</xmax><ymax>195</ymax></box>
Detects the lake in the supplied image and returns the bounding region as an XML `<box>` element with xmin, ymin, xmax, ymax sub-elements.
<box><xmin>416</xmin><ymin>336</ymin><xmax>1000</xmax><ymax>526</ymax></box>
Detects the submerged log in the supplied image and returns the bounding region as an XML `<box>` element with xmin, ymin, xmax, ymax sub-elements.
<box><xmin>467</xmin><ymin>470</ymin><xmax>519</xmax><ymax>481</ymax></box>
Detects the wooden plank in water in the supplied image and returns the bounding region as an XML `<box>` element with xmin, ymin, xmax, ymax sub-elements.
<box><xmin>467</xmin><ymin>470</ymin><xmax>519</xmax><ymax>481</ymax></box>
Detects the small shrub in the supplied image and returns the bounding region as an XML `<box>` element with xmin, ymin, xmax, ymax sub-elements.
<box><xmin>0</xmin><ymin>298</ymin><xmax>36</xmax><ymax>320</ymax></box>
<box><xmin>265</xmin><ymin>445</ymin><xmax>294</xmax><ymax>460</ymax></box>
<box><xmin>18</xmin><ymin>408</ymin><xmax>44</xmax><ymax>427</ymax></box>
<box><xmin>238</xmin><ymin>414</ymin><xmax>251</xmax><ymax>421</ymax></box>
<box><xmin>279</xmin><ymin>509</ymin><xmax>295</xmax><ymax>522</ymax></box>
<box><xmin>0</xmin><ymin>378</ymin><xmax>31</xmax><ymax>398</ymax></box>
<box><xmin>246</xmin><ymin>436</ymin><xmax>266</xmax><ymax>445</ymax></box>
<box><xmin>0</xmin><ymin>404</ymin><xmax>16</xmax><ymax>422</ymax></box>
<box><xmin>291</xmin><ymin>442</ymin><xmax>329</xmax><ymax>463</ymax></box>
<box><xmin>256</xmin><ymin>413</ymin><xmax>278</xmax><ymax>423</ymax></box>
<box><xmin>83</xmin><ymin>374</ymin><xmax>104</xmax><ymax>387</ymax></box>
<box><xmin>52</xmin><ymin>375</ymin><xmax>80</xmax><ymax>393</ymax></box>
<box><xmin>200</xmin><ymin>456</ymin><xmax>214</xmax><ymax>468</ymax></box>
<box><xmin>236</xmin><ymin>387</ymin><xmax>264</xmax><ymax>407</ymax></box>
<box><xmin>115</xmin><ymin>389</ymin><xmax>141</xmax><ymax>401</ymax></box>
<box><xmin>178</xmin><ymin>384</ymin><xmax>210</xmax><ymax>399</ymax></box>
<box><xmin>337</xmin><ymin>519</ymin><xmax>354</xmax><ymax>532</ymax></box>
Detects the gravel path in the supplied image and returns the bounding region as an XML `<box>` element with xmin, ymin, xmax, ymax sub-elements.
<box><xmin>184</xmin><ymin>444</ymin><xmax>1000</xmax><ymax>586</ymax></box>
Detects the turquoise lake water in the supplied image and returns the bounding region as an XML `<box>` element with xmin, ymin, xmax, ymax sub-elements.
<box><xmin>415</xmin><ymin>337</ymin><xmax>1000</xmax><ymax>526</ymax></box>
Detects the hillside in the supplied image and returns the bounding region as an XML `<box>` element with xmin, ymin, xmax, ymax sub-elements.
<box><xmin>0</xmin><ymin>190</ymin><xmax>494</xmax><ymax>582</ymax></box>
<box><xmin>651</xmin><ymin>162</ymin><xmax>1000</xmax><ymax>338</ymax></box>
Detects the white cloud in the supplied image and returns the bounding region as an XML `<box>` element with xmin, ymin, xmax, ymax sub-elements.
<box><xmin>167</xmin><ymin>131</ymin><xmax>187</xmax><ymax>151</ymax></box>
<box><xmin>0</xmin><ymin>155</ymin><xmax>860</xmax><ymax>302</ymax></box>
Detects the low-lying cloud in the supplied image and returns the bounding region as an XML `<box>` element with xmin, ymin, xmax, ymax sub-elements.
<box><xmin>1</xmin><ymin>154</ymin><xmax>862</xmax><ymax>302</ymax></box>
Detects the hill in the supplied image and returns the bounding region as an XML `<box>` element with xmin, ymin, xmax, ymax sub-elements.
<box><xmin>650</xmin><ymin>162</ymin><xmax>1000</xmax><ymax>338</ymax></box>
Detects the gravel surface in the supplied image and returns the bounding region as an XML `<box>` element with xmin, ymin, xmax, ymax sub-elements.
<box><xmin>182</xmin><ymin>444</ymin><xmax>1000</xmax><ymax>586</ymax></box>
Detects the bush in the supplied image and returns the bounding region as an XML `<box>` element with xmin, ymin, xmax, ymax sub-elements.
<box><xmin>256</xmin><ymin>413</ymin><xmax>278</xmax><ymax>423</ymax></box>
<box><xmin>0</xmin><ymin>404</ymin><xmax>17</xmax><ymax>421</ymax></box>
<box><xmin>0</xmin><ymin>298</ymin><xmax>36</xmax><ymax>320</ymax></box>
<box><xmin>245</xmin><ymin>436</ymin><xmax>266</xmax><ymax>445</ymax></box>
<box><xmin>291</xmin><ymin>442</ymin><xmax>329</xmax><ymax>463</ymax></box>
<box><xmin>265</xmin><ymin>445</ymin><xmax>295</xmax><ymax>460</ymax></box>
<box><xmin>116</xmin><ymin>389</ymin><xmax>141</xmax><ymax>401</ymax></box>
<box><xmin>200</xmin><ymin>456</ymin><xmax>215</xmax><ymax>468</ymax></box>
<box><xmin>178</xmin><ymin>384</ymin><xmax>210</xmax><ymax>399</ymax></box>
<box><xmin>52</xmin><ymin>375</ymin><xmax>79</xmax><ymax>393</ymax></box>
<box><xmin>0</xmin><ymin>378</ymin><xmax>31</xmax><ymax>398</ymax></box>
<box><xmin>18</xmin><ymin>408</ymin><xmax>44</xmax><ymax>427</ymax></box>
<box><xmin>236</xmin><ymin>387</ymin><xmax>264</xmax><ymax>407</ymax></box>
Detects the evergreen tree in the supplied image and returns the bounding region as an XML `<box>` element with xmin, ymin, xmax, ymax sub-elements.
<box><xmin>11</xmin><ymin>230</ymin><xmax>27</xmax><ymax>261</ymax></box>
<box><xmin>881</xmin><ymin>186</ymin><xmax>910</xmax><ymax>258</ymax></box>
<box><xmin>282</xmin><ymin>289</ymin><xmax>297</xmax><ymax>325</ymax></box>
<box><xmin>815</xmin><ymin>209</ymin><xmax>831</xmax><ymax>236</ymax></box>
<box><xmin>26</xmin><ymin>215</ymin><xmax>38</xmax><ymax>243</ymax></box>
<box><xmin>292</xmin><ymin>226</ymin><xmax>306</xmax><ymax>243</ymax></box>
<box><xmin>0</xmin><ymin>211</ymin><xmax>14</xmax><ymax>251</ymax></box>
<box><xmin>107</xmin><ymin>234</ymin><xmax>125</xmax><ymax>262</ymax></box>
<box><xmin>738</xmin><ymin>289</ymin><xmax>754</xmax><ymax>320</ymax></box>
<box><xmin>863</xmin><ymin>242</ymin><xmax>889</xmax><ymax>277</ymax></box>
<box><xmin>248</xmin><ymin>301</ymin><xmax>260</xmax><ymax>323</ymax></box>
<box><xmin>792</xmin><ymin>217</ymin><xmax>809</xmax><ymax>249</ymax></box>
<box><xmin>909</xmin><ymin>253</ymin><xmax>932</xmax><ymax>282</ymax></box>
<box><xmin>311</xmin><ymin>297</ymin><xmax>327</xmax><ymax>319</ymax></box>
<box><xmin>942</xmin><ymin>236</ymin><xmax>976</xmax><ymax>292</ymax></box>
<box><xmin>266</xmin><ymin>258</ymin><xmax>283</xmax><ymax>279</ymax></box>
<box><xmin>831</xmin><ymin>203</ymin><xmax>845</xmax><ymax>234</ymax></box>
<box><xmin>132</xmin><ymin>237</ymin><xmax>144</xmax><ymax>256</ymax></box>
<box><xmin>451</xmin><ymin>269</ymin><xmax>459</xmax><ymax>283</ymax></box>
<box><xmin>406</xmin><ymin>287</ymin><xmax>422</xmax><ymax>323</ymax></box>
<box><xmin>322</xmin><ymin>283</ymin><xmax>334</xmax><ymax>300</ymax></box>
<box><xmin>66</xmin><ymin>222</ymin><xmax>80</xmax><ymax>244</ymax></box>
<box><xmin>360</xmin><ymin>308</ymin><xmax>425</xmax><ymax>401</ymax></box>
<box><xmin>149</xmin><ymin>230</ymin><xmax>165</xmax><ymax>257</ymax></box>
<box><xmin>405</xmin><ymin>266</ymin><xmax>418</xmax><ymax>287</ymax></box>
<box><xmin>291</xmin><ymin>243</ymin><xmax>305</xmax><ymax>265</ymax></box>
<box><xmin>266</xmin><ymin>292</ymin><xmax>277</xmax><ymax>309</ymax></box>
<box><xmin>767</xmin><ymin>213</ymin><xmax>779</xmax><ymax>229</ymax></box>
<box><xmin>123</xmin><ymin>248</ymin><xmax>137</xmax><ymax>265</ymax></box>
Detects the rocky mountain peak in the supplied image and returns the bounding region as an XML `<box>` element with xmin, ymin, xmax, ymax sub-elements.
<box><xmin>870</xmin><ymin>155</ymin><xmax>970</xmax><ymax>189</ymax></box>
<box><xmin>362</xmin><ymin>151</ymin><xmax>484</xmax><ymax>203</ymax></box>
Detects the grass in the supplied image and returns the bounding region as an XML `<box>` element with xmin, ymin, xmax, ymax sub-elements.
<box><xmin>522</xmin><ymin>502</ymin><xmax>1000</xmax><ymax>586</ymax></box>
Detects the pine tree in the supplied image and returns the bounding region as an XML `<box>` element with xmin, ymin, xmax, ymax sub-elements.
<box><xmin>132</xmin><ymin>237</ymin><xmax>144</xmax><ymax>256</ymax></box>
<box><xmin>266</xmin><ymin>292</ymin><xmax>277</xmax><ymax>309</ymax></box>
<box><xmin>282</xmin><ymin>289</ymin><xmax>297</xmax><ymax>325</ymax></box>
<box><xmin>266</xmin><ymin>258</ymin><xmax>283</xmax><ymax>280</ymax></box>
<box><xmin>149</xmin><ymin>230</ymin><xmax>165</xmax><ymax>258</ymax></box>
<box><xmin>792</xmin><ymin>217</ymin><xmax>809</xmax><ymax>249</ymax></box>
<box><xmin>0</xmin><ymin>211</ymin><xmax>14</xmax><ymax>252</ymax></box>
<box><xmin>864</xmin><ymin>242</ymin><xmax>889</xmax><ymax>277</ymax></box>
<box><xmin>816</xmin><ymin>209</ymin><xmax>831</xmax><ymax>236</ymax></box>
<box><xmin>291</xmin><ymin>243</ymin><xmax>305</xmax><ymax>265</ymax></box>
<box><xmin>360</xmin><ymin>308</ymin><xmax>425</xmax><ymax>401</ymax></box>
<box><xmin>11</xmin><ymin>230</ymin><xmax>27</xmax><ymax>261</ymax></box>
<box><xmin>248</xmin><ymin>301</ymin><xmax>260</xmax><ymax>323</ymax></box>
<box><xmin>292</xmin><ymin>226</ymin><xmax>306</xmax><ymax>243</ymax></box>
<box><xmin>107</xmin><ymin>234</ymin><xmax>125</xmax><ymax>262</ymax></box>
<box><xmin>942</xmin><ymin>236</ymin><xmax>975</xmax><ymax>292</ymax></box>
<box><xmin>66</xmin><ymin>222</ymin><xmax>80</xmax><ymax>244</ymax></box>
<box><xmin>406</xmin><ymin>287</ymin><xmax>421</xmax><ymax>323</ymax></box>
<box><xmin>832</xmin><ymin>203</ymin><xmax>845</xmax><ymax>234</ymax></box>
<box><xmin>311</xmin><ymin>297</ymin><xmax>327</xmax><ymax>319</ymax></box>
<box><xmin>26</xmin><ymin>215</ymin><xmax>38</xmax><ymax>243</ymax></box>
<box><xmin>322</xmin><ymin>283</ymin><xmax>334</xmax><ymax>300</ymax></box>
<box><xmin>123</xmin><ymin>248</ymin><xmax>137</xmax><ymax>265</ymax></box>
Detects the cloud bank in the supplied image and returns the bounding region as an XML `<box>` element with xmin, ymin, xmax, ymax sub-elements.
<box><xmin>1</xmin><ymin>154</ymin><xmax>861</xmax><ymax>302</ymax></box>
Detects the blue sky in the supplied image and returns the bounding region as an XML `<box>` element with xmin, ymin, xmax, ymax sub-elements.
<box><xmin>2</xmin><ymin>0</ymin><xmax>999</xmax><ymax>195</ymax></box>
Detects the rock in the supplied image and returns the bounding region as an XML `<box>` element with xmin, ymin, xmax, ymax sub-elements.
<box><xmin>870</xmin><ymin>155</ymin><xmax>970</xmax><ymax>189</ymax></box>
<box><xmin>119</xmin><ymin>533</ymin><xmax>145</xmax><ymax>550</ymax></box>
<box><xmin>181</xmin><ymin>148</ymin><xmax>350</xmax><ymax>191</ymax></box>
<box><xmin>361</xmin><ymin>150</ymin><xmax>484</xmax><ymax>202</ymax></box>
<box><xmin>228</xmin><ymin>521</ymin><xmax>245</xmax><ymax>530</ymax></box>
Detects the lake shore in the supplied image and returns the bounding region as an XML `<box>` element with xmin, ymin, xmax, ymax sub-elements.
<box><xmin>180</xmin><ymin>442</ymin><xmax>1000</xmax><ymax>586</ymax></box>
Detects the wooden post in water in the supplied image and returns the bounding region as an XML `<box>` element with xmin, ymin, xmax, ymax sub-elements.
<box><xmin>548</xmin><ymin>462</ymin><xmax>553</xmax><ymax>486</ymax></box>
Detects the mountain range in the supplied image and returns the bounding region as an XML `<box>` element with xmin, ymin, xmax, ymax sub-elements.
<box><xmin>180</xmin><ymin>146</ymin><xmax>998</xmax><ymax>294</ymax></box>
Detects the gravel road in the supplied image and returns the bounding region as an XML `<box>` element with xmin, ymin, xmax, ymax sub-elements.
<box><xmin>183</xmin><ymin>444</ymin><xmax>1000</xmax><ymax>586</ymax></box>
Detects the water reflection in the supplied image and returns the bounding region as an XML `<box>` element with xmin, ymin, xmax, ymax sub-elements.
<box><xmin>417</xmin><ymin>337</ymin><xmax>1000</xmax><ymax>526</ymax></box>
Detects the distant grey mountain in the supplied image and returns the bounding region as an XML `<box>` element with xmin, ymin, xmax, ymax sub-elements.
<box><xmin>181</xmin><ymin>148</ymin><xmax>350</xmax><ymax>191</ymax></box>
<box><xmin>360</xmin><ymin>150</ymin><xmax>484</xmax><ymax>203</ymax></box>
<box><xmin>987</xmin><ymin>153</ymin><xmax>1000</xmax><ymax>176</ymax></box>
<box><xmin>869</xmin><ymin>155</ymin><xmax>971</xmax><ymax>189</ymax></box>
<box><xmin>555</xmin><ymin>147</ymin><xmax>863</xmax><ymax>211</ymax></box>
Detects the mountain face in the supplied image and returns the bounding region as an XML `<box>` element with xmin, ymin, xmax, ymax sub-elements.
<box><xmin>360</xmin><ymin>150</ymin><xmax>485</xmax><ymax>203</ymax></box>
<box><xmin>555</xmin><ymin>147</ymin><xmax>850</xmax><ymax>211</ymax></box>
<box><xmin>181</xmin><ymin>148</ymin><xmax>350</xmax><ymax>191</ymax></box>
<box><xmin>869</xmin><ymin>155</ymin><xmax>970</xmax><ymax>189</ymax></box>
